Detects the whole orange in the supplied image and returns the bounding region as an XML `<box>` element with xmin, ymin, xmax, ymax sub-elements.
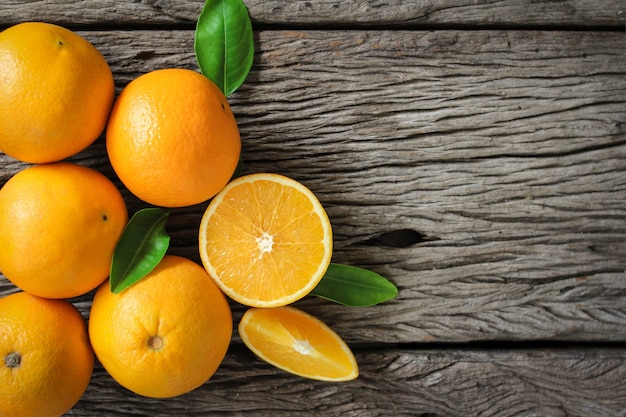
<box><xmin>0</xmin><ymin>291</ymin><xmax>94</xmax><ymax>417</ymax></box>
<box><xmin>0</xmin><ymin>22</ymin><xmax>114</xmax><ymax>163</ymax></box>
<box><xmin>106</xmin><ymin>68</ymin><xmax>241</xmax><ymax>208</ymax></box>
<box><xmin>0</xmin><ymin>163</ymin><xmax>128</xmax><ymax>299</ymax></box>
<box><xmin>88</xmin><ymin>255</ymin><xmax>232</xmax><ymax>398</ymax></box>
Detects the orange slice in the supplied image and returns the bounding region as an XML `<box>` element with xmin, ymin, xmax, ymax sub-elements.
<box><xmin>198</xmin><ymin>173</ymin><xmax>333</xmax><ymax>307</ymax></box>
<box><xmin>238</xmin><ymin>306</ymin><xmax>358</xmax><ymax>381</ymax></box>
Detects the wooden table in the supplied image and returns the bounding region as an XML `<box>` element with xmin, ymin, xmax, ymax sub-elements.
<box><xmin>1</xmin><ymin>1</ymin><xmax>625</xmax><ymax>416</ymax></box>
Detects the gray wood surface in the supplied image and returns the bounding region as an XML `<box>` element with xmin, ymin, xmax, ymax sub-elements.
<box><xmin>3</xmin><ymin>29</ymin><xmax>623</xmax><ymax>343</ymax></box>
<box><xmin>0</xmin><ymin>0</ymin><xmax>624</xmax><ymax>27</ymax></box>
<box><xmin>0</xmin><ymin>1</ymin><xmax>624</xmax><ymax>416</ymax></box>
<box><xmin>65</xmin><ymin>347</ymin><xmax>626</xmax><ymax>417</ymax></box>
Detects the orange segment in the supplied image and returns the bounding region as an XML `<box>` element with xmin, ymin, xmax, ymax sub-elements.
<box><xmin>238</xmin><ymin>306</ymin><xmax>358</xmax><ymax>381</ymax></box>
<box><xmin>198</xmin><ymin>173</ymin><xmax>333</xmax><ymax>307</ymax></box>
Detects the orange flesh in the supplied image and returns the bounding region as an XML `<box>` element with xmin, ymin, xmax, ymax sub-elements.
<box><xmin>200</xmin><ymin>174</ymin><xmax>332</xmax><ymax>307</ymax></box>
<box><xmin>239</xmin><ymin>307</ymin><xmax>358</xmax><ymax>381</ymax></box>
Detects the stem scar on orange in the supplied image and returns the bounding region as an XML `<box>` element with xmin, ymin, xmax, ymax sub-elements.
<box><xmin>0</xmin><ymin>292</ymin><xmax>94</xmax><ymax>417</ymax></box>
<box><xmin>239</xmin><ymin>306</ymin><xmax>358</xmax><ymax>381</ymax></box>
<box><xmin>88</xmin><ymin>255</ymin><xmax>232</xmax><ymax>399</ymax></box>
<box><xmin>198</xmin><ymin>173</ymin><xmax>333</xmax><ymax>308</ymax></box>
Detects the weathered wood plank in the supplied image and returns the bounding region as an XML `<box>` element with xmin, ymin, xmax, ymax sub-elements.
<box><xmin>0</xmin><ymin>12</ymin><xmax>623</xmax><ymax>417</ymax></box>
<box><xmin>1</xmin><ymin>29</ymin><xmax>624</xmax><ymax>344</ymax></box>
<box><xmin>247</xmin><ymin>0</ymin><xmax>626</xmax><ymax>28</ymax></box>
<box><xmin>229</xmin><ymin>29</ymin><xmax>626</xmax><ymax>343</ymax></box>
<box><xmin>66</xmin><ymin>347</ymin><xmax>626</xmax><ymax>417</ymax></box>
<box><xmin>0</xmin><ymin>0</ymin><xmax>624</xmax><ymax>28</ymax></box>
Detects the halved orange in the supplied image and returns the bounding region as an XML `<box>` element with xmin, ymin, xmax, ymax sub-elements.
<box><xmin>238</xmin><ymin>306</ymin><xmax>358</xmax><ymax>381</ymax></box>
<box><xmin>198</xmin><ymin>173</ymin><xmax>333</xmax><ymax>307</ymax></box>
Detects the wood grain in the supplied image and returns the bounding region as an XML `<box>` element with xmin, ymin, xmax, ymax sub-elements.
<box><xmin>1</xmin><ymin>2</ymin><xmax>624</xmax><ymax>415</ymax></box>
<box><xmin>0</xmin><ymin>0</ymin><xmax>624</xmax><ymax>28</ymax></box>
<box><xmin>1</xmin><ymin>29</ymin><xmax>624</xmax><ymax>345</ymax></box>
<box><xmin>65</xmin><ymin>347</ymin><xmax>626</xmax><ymax>417</ymax></box>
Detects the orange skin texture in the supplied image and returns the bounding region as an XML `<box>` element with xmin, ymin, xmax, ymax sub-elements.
<box><xmin>88</xmin><ymin>255</ymin><xmax>233</xmax><ymax>398</ymax></box>
<box><xmin>0</xmin><ymin>163</ymin><xmax>128</xmax><ymax>299</ymax></box>
<box><xmin>106</xmin><ymin>68</ymin><xmax>241</xmax><ymax>207</ymax></box>
<box><xmin>0</xmin><ymin>22</ymin><xmax>114</xmax><ymax>163</ymax></box>
<box><xmin>0</xmin><ymin>292</ymin><xmax>94</xmax><ymax>417</ymax></box>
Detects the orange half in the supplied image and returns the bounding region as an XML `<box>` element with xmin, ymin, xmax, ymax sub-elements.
<box><xmin>239</xmin><ymin>306</ymin><xmax>358</xmax><ymax>381</ymax></box>
<box><xmin>199</xmin><ymin>173</ymin><xmax>333</xmax><ymax>307</ymax></box>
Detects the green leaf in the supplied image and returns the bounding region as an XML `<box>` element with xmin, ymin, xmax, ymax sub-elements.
<box><xmin>310</xmin><ymin>263</ymin><xmax>398</xmax><ymax>307</ymax></box>
<box><xmin>194</xmin><ymin>0</ymin><xmax>254</xmax><ymax>96</ymax></box>
<box><xmin>110</xmin><ymin>208</ymin><xmax>171</xmax><ymax>294</ymax></box>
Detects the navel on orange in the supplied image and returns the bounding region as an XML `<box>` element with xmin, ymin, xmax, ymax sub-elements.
<box><xmin>106</xmin><ymin>68</ymin><xmax>241</xmax><ymax>207</ymax></box>
<box><xmin>0</xmin><ymin>292</ymin><xmax>94</xmax><ymax>417</ymax></box>
<box><xmin>0</xmin><ymin>22</ymin><xmax>114</xmax><ymax>163</ymax></box>
<box><xmin>0</xmin><ymin>162</ymin><xmax>128</xmax><ymax>299</ymax></box>
<box><xmin>239</xmin><ymin>306</ymin><xmax>358</xmax><ymax>381</ymax></box>
<box><xmin>198</xmin><ymin>173</ymin><xmax>333</xmax><ymax>308</ymax></box>
<box><xmin>88</xmin><ymin>255</ymin><xmax>232</xmax><ymax>398</ymax></box>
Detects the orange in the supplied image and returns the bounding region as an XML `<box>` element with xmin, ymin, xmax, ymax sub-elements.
<box><xmin>239</xmin><ymin>306</ymin><xmax>358</xmax><ymax>381</ymax></box>
<box><xmin>0</xmin><ymin>22</ymin><xmax>114</xmax><ymax>163</ymax></box>
<box><xmin>0</xmin><ymin>291</ymin><xmax>94</xmax><ymax>417</ymax></box>
<box><xmin>106</xmin><ymin>68</ymin><xmax>241</xmax><ymax>208</ymax></box>
<box><xmin>88</xmin><ymin>255</ymin><xmax>233</xmax><ymax>398</ymax></box>
<box><xmin>0</xmin><ymin>162</ymin><xmax>128</xmax><ymax>299</ymax></box>
<box><xmin>198</xmin><ymin>173</ymin><xmax>333</xmax><ymax>308</ymax></box>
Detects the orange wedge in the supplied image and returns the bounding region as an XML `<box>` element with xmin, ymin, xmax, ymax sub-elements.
<box><xmin>238</xmin><ymin>306</ymin><xmax>358</xmax><ymax>381</ymax></box>
<box><xmin>198</xmin><ymin>173</ymin><xmax>333</xmax><ymax>307</ymax></box>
